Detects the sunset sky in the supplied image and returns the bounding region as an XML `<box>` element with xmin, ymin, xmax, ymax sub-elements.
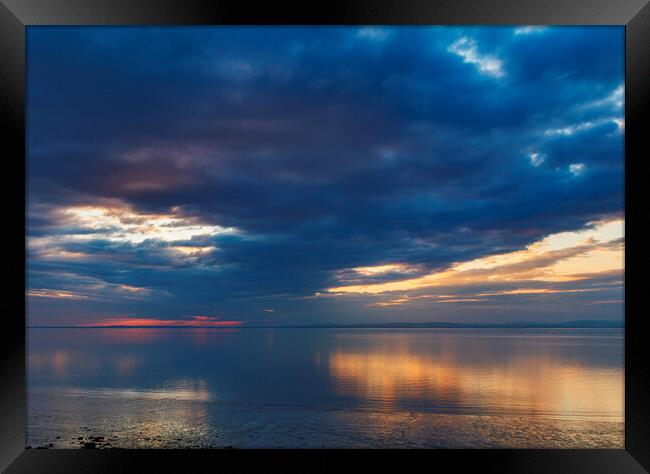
<box><xmin>26</xmin><ymin>26</ymin><xmax>624</xmax><ymax>327</ymax></box>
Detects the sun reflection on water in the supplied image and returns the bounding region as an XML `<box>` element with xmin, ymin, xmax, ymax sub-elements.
<box><xmin>27</xmin><ymin>328</ymin><xmax>624</xmax><ymax>448</ymax></box>
<box><xmin>328</xmin><ymin>349</ymin><xmax>623</xmax><ymax>421</ymax></box>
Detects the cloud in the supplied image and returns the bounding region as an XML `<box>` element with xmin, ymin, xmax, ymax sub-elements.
<box><xmin>513</xmin><ymin>26</ymin><xmax>547</xmax><ymax>36</ymax></box>
<box><xmin>569</xmin><ymin>163</ymin><xmax>586</xmax><ymax>177</ymax></box>
<box><xmin>528</xmin><ymin>152</ymin><xmax>545</xmax><ymax>167</ymax></box>
<box><xmin>356</xmin><ymin>27</ymin><xmax>391</xmax><ymax>41</ymax></box>
<box><xmin>82</xmin><ymin>316</ymin><xmax>242</xmax><ymax>327</ymax></box>
<box><xmin>327</xmin><ymin>218</ymin><xmax>623</xmax><ymax>300</ymax></box>
<box><xmin>447</xmin><ymin>36</ymin><xmax>505</xmax><ymax>78</ymax></box>
<box><xmin>580</xmin><ymin>84</ymin><xmax>624</xmax><ymax>111</ymax></box>
<box><xmin>28</xmin><ymin>201</ymin><xmax>237</xmax><ymax>271</ymax></box>
<box><xmin>544</xmin><ymin>118</ymin><xmax>622</xmax><ymax>137</ymax></box>
<box><xmin>27</xmin><ymin>289</ymin><xmax>90</xmax><ymax>300</ymax></box>
<box><xmin>26</xmin><ymin>26</ymin><xmax>624</xmax><ymax>325</ymax></box>
<box><xmin>26</xmin><ymin>272</ymin><xmax>167</xmax><ymax>304</ymax></box>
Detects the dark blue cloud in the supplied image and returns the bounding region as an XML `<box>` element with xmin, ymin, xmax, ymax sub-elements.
<box><xmin>26</xmin><ymin>26</ymin><xmax>624</xmax><ymax>325</ymax></box>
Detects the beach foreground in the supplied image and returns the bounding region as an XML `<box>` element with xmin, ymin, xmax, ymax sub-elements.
<box><xmin>28</xmin><ymin>392</ymin><xmax>623</xmax><ymax>449</ymax></box>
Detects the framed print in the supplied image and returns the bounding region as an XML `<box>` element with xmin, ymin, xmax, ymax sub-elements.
<box><xmin>1</xmin><ymin>0</ymin><xmax>648</xmax><ymax>472</ymax></box>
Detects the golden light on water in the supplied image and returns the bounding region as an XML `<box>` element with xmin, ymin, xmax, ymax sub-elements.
<box><xmin>328</xmin><ymin>348</ymin><xmax>623</xmax><ymax>421</ymax></box>
<box><xmin>27</xmin><ymin>328</ymin><xmax>624</xmax><ymax>448</ymax></box>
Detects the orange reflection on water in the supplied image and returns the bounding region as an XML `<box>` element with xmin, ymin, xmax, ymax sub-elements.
<box><xmin>29</xmin><ymin>350</ymin><xmax>75</xmax><ymax>374</ymax></box>
<box><xmin>114</xmin><ymin>356</ymin><xmax>138</xmax><ymax>375</ymax></box>
<box><xmin>89</xmin><ymin>327</ymin><xmax>242</xmax><ymax>347</ymax></box>
<box><xmin>51</xmin><ymin>350</ymin><xmax>70</xmax><ymax>374</ymax></box>
<box><xmin>328</xmin><ymin>350</ymin><xmax>623</xmax><ymax>421</ymax></box>
<box><xmin>95</xmin><ymin>328</ymin><xmax>169</xmax><ymax>345</ymax></box>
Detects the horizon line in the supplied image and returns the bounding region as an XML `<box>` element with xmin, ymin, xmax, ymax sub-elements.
<box><xmin>27</xmin><ymin>319</ymin><xmax>624</xmax><ymax>329</ymax></box>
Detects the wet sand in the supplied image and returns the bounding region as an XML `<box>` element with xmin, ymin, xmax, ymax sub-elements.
<box><xmin>27</xmin><ymin>392</ymin><xmax>623</xmax><ymax>449</ymax></box>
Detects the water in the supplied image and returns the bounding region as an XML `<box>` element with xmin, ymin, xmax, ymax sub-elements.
<box><xmin>27</xmin><ymin>327</ymin><xmax>624</xmax><ymax>448</ymax></box>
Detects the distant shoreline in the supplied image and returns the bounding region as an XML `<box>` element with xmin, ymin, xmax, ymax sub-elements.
<box><xmin>28</xmin><ymin>320</ymin><xmax>624</xmax><ymax>329</ymax></box>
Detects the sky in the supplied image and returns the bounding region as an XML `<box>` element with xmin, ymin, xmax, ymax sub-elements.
<box><xmin>26</xmin><ymin>26</ymin><xmax>624</xmax><ymax>327</ymax></box>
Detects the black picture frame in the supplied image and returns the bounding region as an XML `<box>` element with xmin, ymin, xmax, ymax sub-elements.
<box><xmin>1</xmin><ymin>0</ymin><xmax>648</xmax><ymax>472</ymax></box>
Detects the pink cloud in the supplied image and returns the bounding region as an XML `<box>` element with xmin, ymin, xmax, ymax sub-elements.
<box><xmin>82</xmin><ymin>316</ymin><xmax>242</xmax><ymax>327</ymax></box>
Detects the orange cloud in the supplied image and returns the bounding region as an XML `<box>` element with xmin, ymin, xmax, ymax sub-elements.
<box><xmin>327</xmin><ymin>218</ymin><xmax>624</xmax><ymax>298</ymax></box>
<box><xmin>82</xmin><ymin>316</ymin><xmax>242</xmax><ymax>327</ymax></box>
<box><xmin>27</xmin><ymin>289</ymin><xmax>90</xmax><ymax>300</ymax></box>
<box><xmin>28</xmin><ymin>201</ymin><xmax>239</xmax><ymax>266</ymax></box>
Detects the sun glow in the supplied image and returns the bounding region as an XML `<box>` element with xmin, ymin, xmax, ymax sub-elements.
<box><xmin>58</xmin><ymin>205</ymin><xmax>236</xmax><ymax>244</ymax></box>
<box><xmin>28</xmin><ymin>203</ymin><xmax>239</xmax><ymax>265</ymax></box>
<box><xmin>326</xmin><ymin>218</ymin><xmax>624</xmax><ymax>298</ymax></box>
<box><xmin>82</xmin><ymin>316</ymin><xmax>242</xmax><ymax>327</ymax></box>
<box><xmin>27</xmin><ymin>289</ymin><xmax>90</xmax><ymax>300</ymax></box>
<box><xmin>352</xmin><ymin>264</ymin><xmax>419</xmax><ymax>276</ymax></box>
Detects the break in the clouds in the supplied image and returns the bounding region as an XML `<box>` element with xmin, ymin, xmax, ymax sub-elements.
<box><xmin>26</xmin><ymin>26</ymin><xmax>624</xmax><ymax>326</ymax></box>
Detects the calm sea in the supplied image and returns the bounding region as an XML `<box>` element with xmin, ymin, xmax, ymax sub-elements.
<box><xmin>27</xmin><ymin>327</ymin><xmax>624</xmax><ymax>448</ymax></box>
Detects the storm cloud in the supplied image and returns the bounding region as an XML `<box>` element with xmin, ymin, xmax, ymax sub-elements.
<box><xmin>26</xmin><ymin>26</ymin><xmax>624</xmax><ymax>325</ymax></box>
